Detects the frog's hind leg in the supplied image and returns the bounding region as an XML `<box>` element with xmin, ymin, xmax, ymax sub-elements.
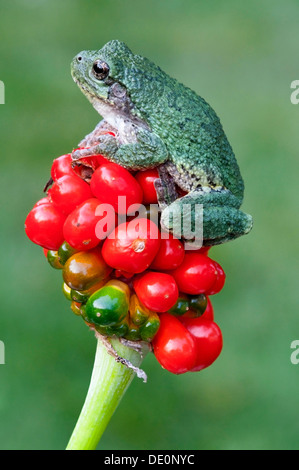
<box><xmin>160</xmin><ymin>187</ymin><xmax>253</xmax><ymax>247</ymax></box>
<box><xmin>154</xmin><ymin>164</ymin><xmax>179</xmax><ymax>209</ymax></box>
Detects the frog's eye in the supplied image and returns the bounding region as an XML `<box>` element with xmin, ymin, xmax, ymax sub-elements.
<box><xmin>92</xmin><ymin>60</ymin><xmax>110</xmax><ymax>80</ymax></box>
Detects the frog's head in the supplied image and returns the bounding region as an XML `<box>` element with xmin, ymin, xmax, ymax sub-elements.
<box><xmin>71</xmin><ymin>40</ymin><xmax>135</xmax><ymax>117</ymax></box>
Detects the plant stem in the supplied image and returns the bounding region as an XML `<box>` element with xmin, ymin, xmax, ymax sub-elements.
<box><xmin>66</xmin><ymin>335</ymin><xmax>149</xmax><ymax>451</ymax></box>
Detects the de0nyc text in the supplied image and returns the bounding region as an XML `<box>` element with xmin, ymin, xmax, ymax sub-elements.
<box><xmin>104</xmin><ymin>454</ymin><xmax>195</xmax><ymax>466</ymax></box>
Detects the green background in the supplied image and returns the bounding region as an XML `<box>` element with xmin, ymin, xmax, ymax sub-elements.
<box><xmin>0</xmin><ymin>0</ymin><xmax>298</xmax><ymax>450</ymax></box>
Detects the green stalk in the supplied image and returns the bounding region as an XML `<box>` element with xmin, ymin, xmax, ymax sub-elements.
<box><xmin>66</xmin><ymin>335</ymin><xmax>149</xmax><ymax>451</ymax></box>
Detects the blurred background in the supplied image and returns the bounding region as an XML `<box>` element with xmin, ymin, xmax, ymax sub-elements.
<box><xmin>0</xmin><ymin>0</ymin><xmax>298</xmax><ymax>450</ymax></box>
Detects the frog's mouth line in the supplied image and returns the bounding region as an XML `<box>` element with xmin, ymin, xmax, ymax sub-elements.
<box><xmin>72</xmin><ymin>73</ymin><xmax>150</xmax><ymax>132</ymax></box>
<box><xmin>72</xmin><ymin>75</ymin><xmax>115</xmax><ymax>107</ymax></box>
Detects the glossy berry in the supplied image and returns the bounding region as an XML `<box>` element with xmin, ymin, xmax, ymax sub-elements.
<box><xmin>202</xmin><ymin>297</ymin><xmax>214</xmax><ymax>321</ymax></box>
<box><xmin>85</xmin><ymin>280</ymin><xmax>130</xmax><ymax>327</ymax></box>
<box><xmin>171</xmin><ymin>253</ymin><xmax>218</xmax><ymax>295</ymax></box>
<box><xmin>47</xmin><ymin>250</ymin><xmax>63</xmax><ymax>269</ymax></box>
<box><xmin>129</xmin><ymin>294</ymin><xmax>151</xmax><ymax>326</ymax></box>
<box><xmin>34</xmin><ymin>197</ymin><xmax>50</xmax><ymax>208</ymax></box>
<box><xmin>152</xmin><ymin>313</ymin><xmax>196</xmax><ymax>374</ymax></box>
<box><xmin>71</xmin><ymin>301</ymin><xmax>85</xmax><ymax>316</ymax></box>
<box><xmin>179</xmin><ymin>295</ymin><xmax>214</xmax><ymax>320</ymax></box>
<box><xmin>168</xmin><ymin>294</ymin><xmax>190</xmax><ymax>316</ymax></box>
<box><xmin>63</xmin><ymin>248</ymin><xmax>112</xmax><ymax>291</ymax></box>
<box><xmin>90</xmin><ymin>161</ymin><xmax>143</xmax><ymax>215</ymax></box>
<box><xmin>63</xmin><ymin>198</ymin><xmax>115</xmax><ymax>251</ymax></box>
<box><xmin>135</xmin><ymin>168</ymin><xmax>159</xmax><ymax>204</ymax></box>
<box><xmin>48</xmin><ymin>174</ymin><xmax>92</xmax><ymax>215</ymax></box>
<box><xmin>189</xmin><ymin>294</ymin><xmax>208</xmax><ymax>316</ymax></box>
<box><xmin>179</xmin><ymin>318</ymin><xmax>223</xmax><ymax>372</ymax></box>
<box><xmin>25</xmin><ymin>203</ymin><xmax>66</xmax><ymax>250</ymax></box>
<box><xmin>133</xmin><ymin>271</ymin><xmax>178</xmax><ymax>312</ymax></box>
<box><xmin>51</xmin><ymin>154</ymin><xmax>74</xmax><ymax>180</ymax></box>
<box><xmin>102</xmin><ymin>219</ymin><xmax>160</xmax><ymax>274</ymax></box>
<box><xmin>57</xmin><ymin>241</ymin><xmax>79</xmax><ymax>265</ymax></box>
<box><xmin>139</xmin><ymin>313</ymin><xmax>160</xmax><ymax>342</ymax></box>
<box><xmin>205</xmin><ymin>260</ymin><xmax>226</xmax><ymax>295</ymax></box>
<box><xmin>150</xmin><ymin>234</ymin><xmax>185</xmax><ymax>271</ymax></box>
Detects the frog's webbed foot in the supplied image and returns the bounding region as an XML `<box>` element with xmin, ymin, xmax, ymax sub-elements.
<box><xmin>72</xmin><ymin>133</ymin><xmax>119</xmax><ymax>161</ymax></box>
<box><xmin>161</xmin><ymin>187</ymin><xmax>253</xmax><ymax>247</ymax></box>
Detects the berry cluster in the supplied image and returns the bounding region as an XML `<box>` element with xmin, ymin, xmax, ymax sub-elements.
<box><xmin>25</xmin><ymin>139</ymin><xmax>225</xmax><ymax>375</ymax></box>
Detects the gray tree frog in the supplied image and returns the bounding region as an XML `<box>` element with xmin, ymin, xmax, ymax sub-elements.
<box><xmin>71</xmin><ymin>40</ymin><xmax>253</xmax><ymax>246</ymax></box>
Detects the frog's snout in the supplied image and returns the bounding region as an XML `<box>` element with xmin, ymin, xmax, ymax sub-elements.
<box><xmin>72</xmin><ymin>52</ymin><xmax>85</xmax><ymax>68</ymax></box>
<box><xmin>71</xmin><ymin>52</ymin><xmax>86</xmax><ymax>78</ymax></box>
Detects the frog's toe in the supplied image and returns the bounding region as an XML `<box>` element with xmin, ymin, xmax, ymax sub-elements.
<box><xmin>243</xmin><ymin>213</ymin><xmax>253</xmax><ymax>234</ymax></box>
<box><xmin>71</xmin><ymin>148</ymin><xmax>89</xmax><ymax>161</ymax></box>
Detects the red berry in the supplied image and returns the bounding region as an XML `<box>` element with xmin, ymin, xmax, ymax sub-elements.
<box><xmin>152</xmin><ymin>313</ymin><xmax>196</xmax><ymax>374</ymax></box>
<box><xmin>114</xmin><ymin>269</ymin><xmax>134</xmax><ymax>279</ymax></box>
<box><xmin>188</xmin><ymin>246</ymin><xmax>211</xmax><ymax>256</ymax></box>
<box><xmin>25</xmin><ymin>203</ymin><xmax>66</xmax><ymax>250</ymax></box>
<box><xmin>51</xmin><ymin>154</ymin><xmax>74</xmax><ymax>180</ymax></box>
<box><xmin>72</xmin><ymin>150</ymin><xmax>108</xmax><ymax>173</ymax></box>
<box><xmin>202</xmin><ymin>296</ymin><xmax>214</xmax><ymax>321</ymax></box>
<box><xmin>135</xmin><ymin>169</ymin><xmax>159</xmax><ymax>204</ymax></box>
<box><xmin>179</xmin><ymin>317</ymin><xmax>223</xmax><ymax>372</ymax></box>
<box><xmin>205</xmin><ymin>260</ymin><xmax>226</xmax><ymax>295</ymax></box>
<box><xmin>133</xmin><ymin>271</ymin><xmax>178</xmax><ymax>312</ymax></box>
<box><xmin>90</xmin><ymin>162</ymin><xmax>143</xmax><ymax>215</ymax></box>
<box><xmin>48</xmin><ymin>175</ymin><xmax>92</xmax><ymax>215</ymax></box>
<box><xmin>102</xmin><ymin>219</ymin><xmax>160</xmax><ymax>274</ymax></box>
<box><xmin>171</xmin><ymin>253</ymin><xmax>218</xmax><ymax>295</ymax></box>
<box><xmin>150</xmin><ymin>234</ymin><xmax>185</xmax><ymax>271</ymax></box>
<box><xmin>33</xmin><ymin>196</ymin><xmax>50</xmax><ymax>208</ymax></box>
<box><xmin>63</xmin><ymin>198</ymin><xmax>116</xmax><ymax>251</ymax></box>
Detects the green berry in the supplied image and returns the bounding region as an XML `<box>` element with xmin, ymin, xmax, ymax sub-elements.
<box><xmin>85</xmin><ymin>284</ymin><xmax>129</xmax><ymax>327</ymax></box>
<box><xmin>140</xmin><ymin>313</ymin><xmax>160</xmax><ymax>342</ymax></box>
<box><xmin>62</xmin><ymin>282</ymin><xmax>72</xmax><ymax>301</ymax></box>
<box><xmin>168</xmin><ymin>294</ymin><xmax>190</xmax><ymax>316</ymax></box>
<box><xmin>106</xmin><ymin>318</ymin><xmax>129</xmax><ymax>338</ymax></box>
<box><xmin>47</xmin><ymin>250</ymin><xmax>63</xmax><ymax>269</ymax></box>
<box><xmin>129</xmin><ymin>294</ymin><xmax>151</xmax><ymax>326</ymax></box>
<box><xmin>58</xmin><ymin>241</ymin><xmax>78</xmax><ymax>265</ymax></box>
<box><xmin>189</xmin><ymin>294</ymin><xmax>207</xmax><ymax>316</ymax></box>
<box><xmin>125</xmin><ymin>322</ymin><xmax>141</xmax><ymax>341</ymax></box>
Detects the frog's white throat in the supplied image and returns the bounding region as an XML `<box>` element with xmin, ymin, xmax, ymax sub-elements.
<box><xmin>91</xmin><ymin>96</ymin><xmax>148</xmax><ymax>145</ymax></box>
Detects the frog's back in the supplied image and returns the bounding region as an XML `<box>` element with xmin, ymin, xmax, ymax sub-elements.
<box><xmin>126</xmin><ymin>54</ymin><xmax>244</xmax><ymax>201</ymax></box>
<box><xmin>162</xmin><ymin>83</ymin><xmax>244</xmax><ymax>201</ymax></box>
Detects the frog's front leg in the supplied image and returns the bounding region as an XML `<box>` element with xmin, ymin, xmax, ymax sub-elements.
<box><xmin>161</xmin><ymin>188</ymin><xmax>253</xmax><ymax>247</ymax></box>
<box><xmin>78</xmin><ymin>120</ymin><xmax>117</xmax><ymax>148</ymax></box>
<box><xmin>72</xmin><ymin>129</ymin><xmax>168</xmax><ymax>170</ymax></box>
